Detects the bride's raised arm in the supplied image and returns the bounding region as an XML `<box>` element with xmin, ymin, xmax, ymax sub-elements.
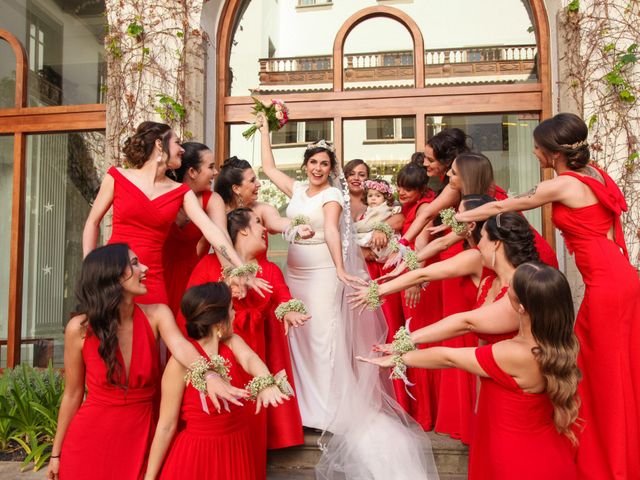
<box><xmin>258</xmin><ymin>112</ymin><xmax>295</xmax><ymax>197</ymax></box>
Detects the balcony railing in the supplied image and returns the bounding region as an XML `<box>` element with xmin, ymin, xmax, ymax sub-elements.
<box><xmin>258</xmin><ymin>44</ymin><xmax>537</xmax><ymax>86</ymax></box>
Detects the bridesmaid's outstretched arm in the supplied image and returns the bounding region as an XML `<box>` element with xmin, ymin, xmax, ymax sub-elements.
<box><xmin>258</xmin><ymin>112</ymin><xmax>294</xmax><ymax>197</ymax></box>
<box><xmin>47</xmin><ymin>315</ymin><xmax>87</xmax><ymax>480</ymax></box>
<box><xmin>401</xmin><ymin>185</ymin><xmax>459</xmax><ymax>243</ymax></box>
<box><xmin>82</xmin><ymin>174</ymin><xmax>115</xmax><ymax>257</ymax></box>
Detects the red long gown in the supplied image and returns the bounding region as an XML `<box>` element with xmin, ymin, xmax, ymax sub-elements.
<box><xmin>184</xmin><ymin>253</ymin><xmax>304</xmax><ymax>450</ymax></box>
<box><xmin>107</xmin><ymin>167</ymin><xmax>190</xmax><ymax>304</ymax></box>
<box><xmin>59</xmin><ymin>306</ymin><xmax>159</xmax><ymax>479</ymax></box>
<box><xmin>400</xmin><ymin>193</ymin><xmax>442</xmax><ymax>430</ymax></box>
<box><xmin>162</xmin><ymin>190</ymin><xmax>212</xmax><ymax>315</ymax></box>
<box><xmin>553</xmin><ymin>169</ymin><xmax>640</xmax><ymax>480</ymax></box>
<box><xmin>159</xmin><ymin>342</ymin><xmax>258</xmax><ymax>480</ymax></box>
<box><xmin>469</xmin><ymin>344</ymin><xmax>577</xmax><ymax>480</ymax></box>
<box><xmin>433</xmin><ymin>239</ymin><xmax>478</xmax><ymax>444</ymax></box>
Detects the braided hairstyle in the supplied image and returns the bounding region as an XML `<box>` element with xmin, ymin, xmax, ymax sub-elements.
<box><xmin>181</xmin><ymin>282</ymin><xmax>233</xmax><ymax>341</ymax></box>
<box><xmin>214</xmin><ymin>156</ymin><xmax>253</xmax><ymax>205</ymax></box>
<box><xmin>75</xmin><ymin>243</ymin><xmax>131</xmax><ymax>387</ymax></box>
<box><xmin>122</xmin><ymin>121</ymin><xmax>172</xmax><ymax>168</ymax></box>
<box><xmin>512</xmin><ymin>262</ymin><xmax>581</xmax><ymax>444</ymax></box>
<box><xmin>533</xmin><ymin>113</ymin><xmax>590</xmax><ymax>170</ymax></box>
<box><xmin>484</xmin><ymin>212</ymin><xmax>539</xmax><ymax>267</ymax></box>
<box><xmin>171</xmin><ymin>142</ymin><xmax>211</xmax><ymax>183</ymax></box>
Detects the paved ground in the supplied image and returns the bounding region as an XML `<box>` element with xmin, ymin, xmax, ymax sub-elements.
<box><xmin>0</xmin><ymin>462</ymin><xmax>43</xmax><ymax>480</ymax></box>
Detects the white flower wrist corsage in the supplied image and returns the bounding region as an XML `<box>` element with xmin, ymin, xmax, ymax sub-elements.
<box><xmin>275</xmin><ymin>299</ymin><xmax>308</xmax><ymax>321</ymax></box>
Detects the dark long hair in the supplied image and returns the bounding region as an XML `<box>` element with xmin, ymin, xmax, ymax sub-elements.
<box><xmin>214</xmin><ymin>156</ymin><xmax>252</xmax><ymax>204</ymax></box>
<box><xmin>181</xmin><ymin>283</ymin><xmax>233</xmax><ymax>340</ymax></box>
<box><xmin>533</xmin><ymin>113</ymin><xmax>590</xmax><ymax>170</ymax></box>
<box><xmin>427</xmin><ymin>127</ymin><xmax>472</xmax><ymax>186</ymax></box>
<box><xmin>396</xmin><ymin>162</ymin><xmax>428</xmax><ymax>194</ymax></box>
<box><xmin>344</xmin><ymin>159</ymin><xmax>370</xmax><ymax>178</ymax></box>
<box><xmin>75</xmin><ymin>243</ymin><xmax>131</xmax><ymax>386</ymax></box>
<box><xmin>122</xmin><ymin>121</ymin><xmax>172</xmax><ymax>168</ymax></box>
<box><xmin>512</xmin><ymin>262</ymin><xmax>581</xmax><ymax>443</ymax></box>
<box><xmin>172</xmin><ymin>142</ymin><xmax>211</xmax><ymax>182</ymax></box>
<box><xmin>484</xmin><ymin>212</ymin><xmax>539</xmax><ymax>267</ymax></box>
<box><xmin>302</xmin><ymin>144</ymin><xmax>337</xmax><ymax>171</ymax></box>
<box><xmin>461</xmin><ymin>194</ymin><xmax>496</xmax><ymax>246</ymax></box>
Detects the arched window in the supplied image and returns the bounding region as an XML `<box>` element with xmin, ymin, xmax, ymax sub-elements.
<box><xmin>217</xmin><ymin>1</ymin><xmax>552</xmax><ymax>263</ymax></box>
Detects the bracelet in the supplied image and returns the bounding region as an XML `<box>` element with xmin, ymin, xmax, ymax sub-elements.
<box><xmin>274</xmin><ymin>299</ymin><xmax>308</xmax><ymax>320</ymax></box>
<box><xmin>185</xmin><ymin>355</ymin><xmax>231</xmax><ymax>393</ymax></box>
<box><xmin>364</xmin><ymin>281</ymin><xmax>385</xmax><ymax>310</ymax></box>
<box><xmin>222</xmin><ymin>262</ymin><xmax>261</xmax><ymax>279</ymax></box>
<box><xmin>440</xmin><ymin>207</ymin><xmax>467</xmax><ymax>235</ymax></box>
<box><xmin>390</xmin><ymin>354</ymin><xmax>408</xmax><ymax>380</ymax></box>
<box><xmin>403</xmin><ymin>248</ymin><xmax>420</xmax><ymax>271</ymax></box>
<box><xmin>398</xmin><ymin>237</ymin><xmax>410</xmax><ymax>247</ymax></box>
<box><xmin>391</xmin><ymin>326</ymin><xmax>416</xmax><ymax>354</ymax></box>
<box><xmin>372</xmin><ymin>222</ymin><xmax>394</xmax><ymax>240</ymax></box>
<box><xmin>50</xmin><ymin>455</ymin><xmax>60</xmax><ymax>459</ymax></box>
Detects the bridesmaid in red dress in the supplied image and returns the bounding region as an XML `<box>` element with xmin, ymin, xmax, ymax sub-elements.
<box><xmin>47</xmin><ymin>244</ymin><xmax>248</xmax><ymax>480</ymax></box>
<box><xmin>183</xmin><ymin>208</ymin><xmax>307</xmax><ymax>450</ymax></box>
<box><xmin>359</xmin><ymin>262</ymin><xmax>580</xmax><ymax>480</ymax></box>
<box><xmin>145</xmin><ymin>282</ymin><xmax>290</xmax><ymax>480</ymax></box>
<box><xmin>457</xmin><ymin>113</ymin><xmax>640</xmax><ymax>480</ymax></box>
<box><xmin>163</xmin><ymin>142</ymin><xmax>226</xmax><ymax>315</ymax></box>
<box><xmin>82</xmin><ymin>122</ymin><xmax>261</xmax><ymax>306</ymax></box>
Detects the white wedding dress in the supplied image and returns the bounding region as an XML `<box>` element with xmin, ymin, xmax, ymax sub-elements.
<box><xmin>285</xmin><ymin>180</ymin><xmax>439</xmax><ymax>480</ymax></box>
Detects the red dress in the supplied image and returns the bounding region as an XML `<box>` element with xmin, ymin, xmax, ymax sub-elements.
<box><xmin>184</xmin><ymin>254</ymin><xmax>304</xmax><ymax>450</ymax></box>
<box><xmin>469</xmin><ymin>344</ymin><xmax>577</xmax><ymax>480</ymax></box>
<box><xmin>162</xmin><ymin>190</ymin><xmax>212</xmax><ymax>315</ymax></box>
<box><xmin>159</xmin><ymin>342</ymin><xmax>259</xmax><ymax>480</ymax></box>
<box><xmin>107</xmin><ymin>167</ymin><xmax>190</xmax><ymax>304</ymax></box>
<box><xmin>400</xmin><ymin>193</ymin><xmax>442</xmax><ymax>430</ymax></box>
<box><xmin>433</xmin><ymin>239</ymin><xmax>478</xmax><ymax>444</ymax></box>
<box><xmin>474</xmin><ymin>272</ymin><xmax>516</xmax><ymax>345</ymax></box>
<box><xmin>552</xmin><ymin>169</ymin><xmax>640</xmax><ymax>480</ymax></box>
<box><xmin>59</xmin><ymin>306</ymin><xmax>159</xmax><ymax>479</ymax></box>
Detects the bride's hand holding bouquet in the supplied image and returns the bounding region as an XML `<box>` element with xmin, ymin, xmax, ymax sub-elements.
<box><xmin>243</xmin><ymin>98</ymin><xmax>289</xmax><ymax>140</ymax></box>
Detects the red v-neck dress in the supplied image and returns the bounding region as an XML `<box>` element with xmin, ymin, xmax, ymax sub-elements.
<box><xmin>163</xmin><ymin>190</ymin><xmax>213</xmax><ymax>315</ymax></box>
<box><xmin>59</xmin><ymin>306</ymin><xmax>160</xmax><ymax>479</ymax></box>
<box><xmin>553</xmin><ymin>168</ymin><xmax>640</xmax><ymax>480</ymax></box>
<box><xmin>469</xmin><ymin>344</ymin><xmax>577</xmax><ymax>480</ymax></box>
<box><xmin>159</xmin><ymin>341</ymin><xmax>258</xmax><ymax>480</ymax></box>
<box><xmin>107</xmin><ymin>167</ymin><xmax>190</xmax><ymax>305</ymax></box>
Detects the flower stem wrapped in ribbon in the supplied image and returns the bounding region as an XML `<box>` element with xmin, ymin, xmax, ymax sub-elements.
<box><xmin>440</xmin><ymin>207</ymin><xmax>467</xmax><ymax>235</ymax></box>
<box><xmin>245</xmin><ymin>370</ymin><xmax>294</xmax><ymax>400</ymax></box>
<box><xmin>242</xmin><ymin>97</ymin><xmax>289</xmax><ymax>140</ymax></box>
<box><xmin>275</xmin><ymin>299</ymin><xmax>308</xmax><ymax>320</ymax></box>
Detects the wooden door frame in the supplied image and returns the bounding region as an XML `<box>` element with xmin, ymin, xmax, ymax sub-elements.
<box><xmin>215</xmin><ymin>1</ymin><xmax>554</xmax><ymax>248</ymax></box>
<box><xmin>1</xmin><ymin>29</ymin><xmax>106</xmax><ymax>367</ymax></box>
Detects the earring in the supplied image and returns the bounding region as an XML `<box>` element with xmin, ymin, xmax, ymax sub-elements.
<box><xmin>156</xmin><ymin>154</ymin><xmax>163</xmax><ymax>163</ymax></box>
<box><xmin>216</xmin><ymin>329</ymin><xmax>222</xmax><ymax>339</ymax></box>
<box><xmin>235</xmin><ymin>194</ymin><xmax>245</xmax><ymax>208</ymax></box>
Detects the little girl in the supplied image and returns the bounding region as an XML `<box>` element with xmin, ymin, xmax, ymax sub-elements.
<box><xmin>144</xmin><ymin>282</ymin><xmax>291</xmax><ymax>480</ymax></box>
<box><xmin>355</xmin><ymin>178</ymin><xmax>400</xmax><ymax>262</ymax></box>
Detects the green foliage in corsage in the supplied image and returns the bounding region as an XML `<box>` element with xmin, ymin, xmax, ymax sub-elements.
<box><xmin>364</xmin><ymin>281</ymin><xmax>384</xmax><ymax>311</ymax></box>
<box><xmin>222</xmin><ymin>263</ymin><xmax>262</xmax><ymax>279</ymax></box>
<box><xmin>403</xmin><ymin>248</ymin><xmax>420</xmax><ymax>271</ymax></box>
<box><xmin>390</xmin><ymin>354</ymin><xmax>408</xmax><ymax>380</ymax></box>
<box><xmin>440</xmin><ymin>207</ymin><xmax>467</xmax><ymax>235</ymax></box>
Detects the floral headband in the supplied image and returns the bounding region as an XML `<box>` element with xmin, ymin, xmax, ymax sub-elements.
<box><xmin>364</xmin><ymin>179</ymin><xmax>394</xmax><ymax>196</ymax></box>
<box><xmin>306</xmin><ymin>139</ymin><xmax>335</xmax><ymax>153</ymax></box>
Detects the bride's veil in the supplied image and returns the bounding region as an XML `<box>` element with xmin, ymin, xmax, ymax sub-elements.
<box><xmin>315</xmin><ymin>168</ymin><xmax>439</xmax><ymax>480</ymax></box>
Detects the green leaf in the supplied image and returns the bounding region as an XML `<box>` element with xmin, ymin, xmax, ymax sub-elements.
<box><xmin>619</xmin><ymin>90</ymin><xmax>636</xmax><ymax>103</ymax></box>
<box><xmin>126</xmin><ymin>22</ymin><xmax>144</xmax><ymax>38</ymax></box>
<box><xmin>587</xmin><ymin>115</ymin><xmax>598</xmax><ymax>129</ymax></box>
<box><xmin>567</xmin><ymin>0</ymin><xmax>579</xmax><ymax>12</ymax></box>
<box><xmin>628</xmin><ymin>43</ymin><xmax>638</xmax><ymax>53</ymax></box>
<box><xmin>604</xmin><ymin>71</ymin><xmax>625</xmax><ymax>85</ymax></box>
<box><xmin>176</xmin><ymin>31</ymin><xmax>184</xmax><ymax>38</ymax></box>
<box><xmin>620</xmin><ymin>53</ymin><xmax>638</xmax><ymax>65</ymax></box>
<box><xmin>603</xmin><ymin>43</ymin><xmax>616</xmax><ymax>53</ymax></box>
<box><xmin>629</xmin><ymin>152</ymin><xmax>639</xmax><ymax>161</ymax></box>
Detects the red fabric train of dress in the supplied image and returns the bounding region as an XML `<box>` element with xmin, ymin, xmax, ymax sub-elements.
<box><xmin>162</xmin><ymin>190</ymin><xmax>212</xmax><ymax>315</ymax></box>
<box><xmin>159</xmin><ymin>341</ymin><xmax>259</xmax><ymax>480</ymax></box>
<box><xmin>182</xmin><ymin>253</ymin><xmax>304</xmax><ymax>450</ymax></box>
<box><xmin>469</xmin><ymin>344</ymin><xmax>577</xmax><ymax>480</ymax></box>
<box><xmin>433</xmin><ymin>239</ymin><xmax>478</xmax><ymax>445</ymax></box>
<box><xmin>553</xmin><ymin>168</ymin><xmax>640</xmax><ymax>480</ymax></box>
<box><xmin>399</xmin><ymin>192</ymin><xmax>442</xmax><ymax>430</ymax></box>
<box><xmin>59</xmin><ymin>306</ymin><xmax>159</xmax><ymax>480</ymax></box>
<box><xmin>107</xmin><ymin>167</ymin><xmax>190</xmax><ymax>305</ymax></box>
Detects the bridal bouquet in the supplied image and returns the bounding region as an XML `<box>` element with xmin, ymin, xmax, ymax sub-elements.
<box><xmin>242</xmin><ymin>97</ymin><xmax>289</xmax><ymax>140</ymax></box>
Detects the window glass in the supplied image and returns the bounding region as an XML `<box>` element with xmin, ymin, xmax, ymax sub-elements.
<box><xmin>21</xmin><ymin>131</ymin><xmax>104</xmax><ymax>367</ymax></box>
<box><xmin>229</xmin><ymin>0</ymin><xmax>536</xmax><ymax>96</ymax></box>
<box><xmin>0</xmin><ymin>135</ymin><xmax>14</xmax><ymax>368</ymax></box>
<box><xmin>0</xmin><ymin>41</ymin><xmax>17</xmax><ymax>108</ymax></box>
<box><xmin>426</xmin><ymin>113</ymin><xmax>541</xmax><ymax>230</ymax></box>
<box><xmin>0</xmin><ymin>0</ymin><xmax>106</xmax><ymax>106</ymax></box>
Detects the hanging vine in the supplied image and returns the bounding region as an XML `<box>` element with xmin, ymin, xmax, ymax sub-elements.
<box><xmin>560</xmin><ymin>0</ymin><xmax>640</xmax><ymax>266</ymax></box>
<box><xmin>103</xmin><ymin>0</ymin><xmax>207</xmax><ymax>169</ymax></box>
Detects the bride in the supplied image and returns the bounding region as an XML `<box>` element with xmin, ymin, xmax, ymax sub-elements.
<box><xmin>258</xmin><ymin>117</ymin><xmax>439</xmax><ymax>479</ymax></box>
